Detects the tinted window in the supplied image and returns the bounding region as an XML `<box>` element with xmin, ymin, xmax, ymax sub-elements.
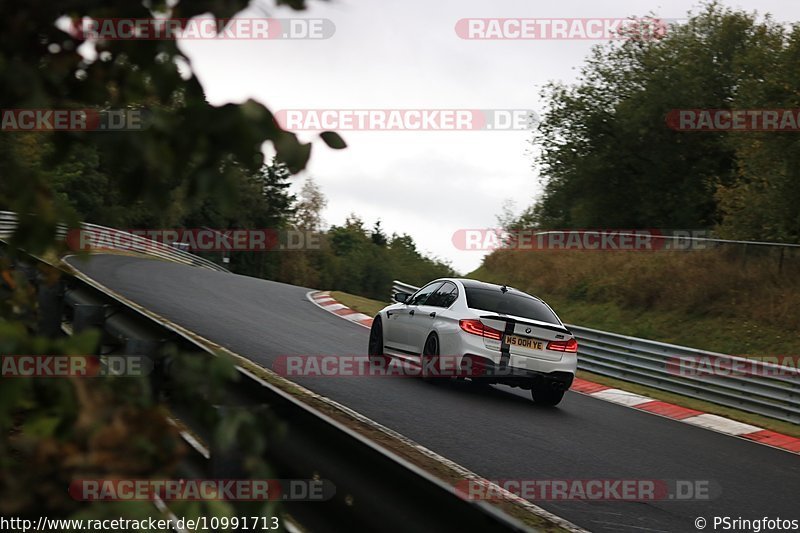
<box><xmin>464</xmin><ymin>288</ymin><xmax>559</xmax><ymax>324</ymax></box>
<box><xmin>426</xmin><ymin>281</ymin><xmax>458</xmax><ymax>308</ymax></box>
<box><xmin>407</xmin><ymin>282</ymin><xmax>444</xmax><ymax>306</ymax></box>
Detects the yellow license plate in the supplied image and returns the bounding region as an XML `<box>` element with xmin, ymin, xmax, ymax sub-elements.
<box><xmin>505</xmin><ymin>335</ymin><xmax>544</xmax><ymax>351</ymax></box>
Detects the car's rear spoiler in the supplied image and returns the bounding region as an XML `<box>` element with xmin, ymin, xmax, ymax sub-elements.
<box><xmin>479</xmin><ymin>314</ymin><xmax>571</xmax><ymax>335</ymax></box>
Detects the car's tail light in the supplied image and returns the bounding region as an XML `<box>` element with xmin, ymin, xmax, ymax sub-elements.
<box><xmin>547</xmin><ymin>338</ymin><xmax>578</xmax><ymax>352</ymax></box>
<box><xmin>459</xmin><ymin>319</ymin><xmax>503</xmax><ymax>340</ymax></box>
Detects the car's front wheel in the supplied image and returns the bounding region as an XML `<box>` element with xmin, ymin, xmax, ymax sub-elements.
<box><xmin>368</xmin><ymin>317</ymin><xmax>386</xmax><ymax>363</ymax></box>
<box><xmin>531</xmin><ymin>385</ymin><xmax>565</xmax><ymax>406</ymax></box>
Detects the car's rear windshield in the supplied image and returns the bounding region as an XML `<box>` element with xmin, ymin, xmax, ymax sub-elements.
<box><xmin>465</xmin><ymin>288</ymin><xmax>560</xmax><ymax>324</ymax></box>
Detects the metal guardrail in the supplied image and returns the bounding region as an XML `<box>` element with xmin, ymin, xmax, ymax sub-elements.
<box><xmin>571</xmin><ymin>325</ymin><xmax>800</xmax><ymax>424</ymax></box>
<box><xmin>392</xmin><ymin>280</ymin><xmax>421</xmax><ymax>297</ymax></box>
<box><xmin>1</xmin><ymin>248</ymin><xmax>532</xmax><ymax>532</ymax></box>
<box><xmin>477</xmin><ymin>229</ymin><xmax>800</xmax><ymax>274</ymax></box>
<box><xmin>0</xmin><ymin>211</ymin><xmax>229</xmax><ymax>273</ymax></box>
<box><xmin>526</xmin><ymin>230</ymin><xmax>800</xmax><ymax>249</ymax></box>
<box><xmin>391</xmin><ymin>280</ymin><xmax>800</xmax><ymax>424</ymax></box>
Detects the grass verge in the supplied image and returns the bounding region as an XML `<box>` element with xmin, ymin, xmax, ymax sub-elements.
<box><xmin>577</xmin><ymin>370</ymin><xmax>800</xmax><ymax>439</ymax></box>
<box><xmin>532</xmin><ymin>295</ymin><xmax>793</xmax><ymax>358</ymax></box>
<box><xmin>330</xmin><ymin>290</ymin><xmax>386</xmax><ymax>317</ymax></box>
<box><xmin>470</xmin><ymin>256</ymin><xmax>800</xmax><ymax>358</ymax></box>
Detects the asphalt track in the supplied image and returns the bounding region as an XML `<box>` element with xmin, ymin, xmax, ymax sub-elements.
<box><xmin>66</xmin><ymin>254</ymin><xmax>800</xmax><ymax>533</ymax></box>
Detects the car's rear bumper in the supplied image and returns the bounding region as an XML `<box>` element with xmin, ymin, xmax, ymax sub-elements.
<box><xmin>462</xmin><ymin>354</ymin><xmax>575</xmax><ymax>389</ymax></box>
<box><xmin>436</xmin><ymin>327</ymin><xmax>577</xmax><ymax>388</ymax></box>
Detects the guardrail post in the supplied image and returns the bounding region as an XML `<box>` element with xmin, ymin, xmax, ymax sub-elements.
<box><xmin>209</xmin><ymin>405</ymin><xmax>249</xmax><ymax>478</ymax></box>
<box><xmin>36</xmin><ymin>274</ymin><xmax>64</xmax><ymax>338</ymax></box>
<box><xmin>72</xmin><ymin>303</ymin><xmax>108</xmax><ymax>335</ymax></box>
<box><xmin>124</xmin><ymin>339</ymin><xmax>168</xmax><ymax>400</ymax></box>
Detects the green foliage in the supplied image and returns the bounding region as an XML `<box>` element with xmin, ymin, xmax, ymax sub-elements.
<box><xmin>0</xmin><ymin>0</ymin><xmax>452</xmax><ymax>521</ymax></box>
<box><xmin>0</xmin><ymin>0</ymin><xmax>319</xmax><ymax>522</ymax></box>
<box><xmin>527</xmin><ymin>2</ymin><xmax>799</xmax><ymax>242</ymax></box>
<box><xmin>473</xmin><ymin>246</ymin><xmax>800</xmax><ymax>354</ymax></box>
<box><xmin>278</xmin><ymin>215</ymin><xmax>455</xmax><ymax>300</ymax></box>
<box><xmin>319</xmin><ymin>131</ymin><xmax>348</xmax><ymax>150</ymax></box>
<box><xmin>715</xmin><ymin>25</ymin><xmax>800</xmax><ymax>242</ymax></box>
<box><xmin>0</xmin><ymin>0</ymin><xmax>316</xmax><ymax>253</ymax></box>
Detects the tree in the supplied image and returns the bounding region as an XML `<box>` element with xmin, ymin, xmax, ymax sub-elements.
<box><xmin>386</xmin><ymin>233</ymin><xmax>456</xmax><ymax>288</ymax></box>
<box><xmin>0</xmin><ymin>0</ymin><xmax>345</xmax><ymax>522</ymax></box>
<box><xmin>526</xmin><ymin>3</ymin><xmax>791</xmax><ymax>235</ymax></box>
<box><xmin>0</xmin><ymin>0</ymin><xmax>347</xmax><ymax>254</ymax></box>
<box><xmin>293</xmin><ymin>175</ymin><xmax>327</xmax><ymax>230</ymax></box>
<box><xmin>371</xmin><ymin>220</ymin><xmax>388</xmax><ymax>246</ymax></box>
<box><xmin>714</xmin><ymin>25</ymin><xmax>800</xmax><ymax>242</ymax></box>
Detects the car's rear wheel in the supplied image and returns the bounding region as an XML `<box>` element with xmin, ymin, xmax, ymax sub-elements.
<box><xmin>531</xmin><ymin>386</ymin><xmax>565</xmax><ymax>406</ymax></box>
<box><xmin>420</xmin><ymin>333</ymin><xmax>440</xmax><ymax>381</ymax></box>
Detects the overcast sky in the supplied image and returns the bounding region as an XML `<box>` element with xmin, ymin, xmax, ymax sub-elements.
<box><xmin>180</xmin><ymin>0</ymin><xmax>799</xmax><ymax>274</ymax></box>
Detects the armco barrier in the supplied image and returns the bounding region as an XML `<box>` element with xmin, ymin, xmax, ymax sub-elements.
<box><xmin>0</xmin><ymin>211</ymin><xmax>228</xmax><ymax>273</ymax></box>
<box><xmin>391</xmin><ymin>280</ymin><xmax>800</xmax><ymax>424</ymax></box>
<box><xmin>0</xmin><ymin>230</ymin><xmax>536</xmax><ymax>531</ymax></box>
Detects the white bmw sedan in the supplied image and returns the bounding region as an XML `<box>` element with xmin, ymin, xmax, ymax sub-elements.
<box><xmin>367</xmin><ymin>278</ymin><xmax>577</xmax><ymax>405</ymax></box>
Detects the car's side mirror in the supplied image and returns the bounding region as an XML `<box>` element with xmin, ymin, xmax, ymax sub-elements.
<box><xmin>393</xmin><ymin>292</ymin><xmax>410</xmax><ymax>303</ymax></box>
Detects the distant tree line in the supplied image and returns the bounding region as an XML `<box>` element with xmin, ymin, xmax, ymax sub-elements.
<box><xmin>0</xmin><ymin>133</ymin><xmax>453</xmax><ymax>299</ymax></box>
<box><xmin>217</xmin><ymin>162</ymin><xmax>455</xmax><ymax>300</ymax></box>
<box><xmin>0</xmin><ymin>0</ymin><xmax>323</xmax><ymax>522</ymax></box>
<box><xmin>516</xmin><ymin>3</ymin><xmax>800</xmax><ymax>244</ymax></box>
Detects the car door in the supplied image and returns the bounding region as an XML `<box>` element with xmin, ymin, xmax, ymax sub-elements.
<box><xmin>385</xmin><ymin>281</ymin><xmax>443</xmax><ymax>354</ymax></box>
<box><xmin>407</xmin><ymin>281</ymin><xmax>457</xmax><ymax>355</ymax></box>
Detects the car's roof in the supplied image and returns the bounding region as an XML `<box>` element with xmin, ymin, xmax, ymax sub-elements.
<box><xmin>437</xmin><ymin>278</ymin><xmax>539</xmax><ymax>298</ymax></box>
<box><xmin>424</xmin><ymin>278</ymin><xmax>560</xmax><ymax>323</ymax></box>
<box><xmin>447</xmin><ymin>278</ymin><xmax>501</xmax><ymax>289</ymax></box>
